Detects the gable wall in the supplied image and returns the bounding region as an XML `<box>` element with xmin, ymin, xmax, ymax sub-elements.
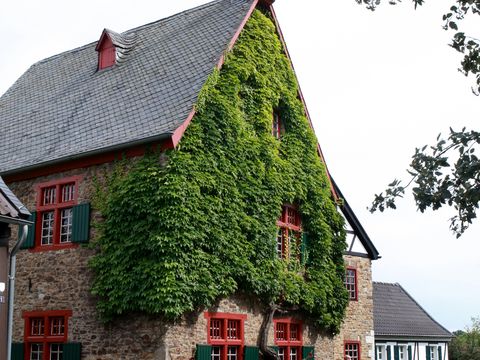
<box><xmin>7</xmin><ymin>164</ymin><xmax>375</xmax><ymax>360</ymax></box>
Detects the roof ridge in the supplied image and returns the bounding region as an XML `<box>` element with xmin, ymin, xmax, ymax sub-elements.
<box><xmin>389</xmin><ymin>283</ymin><xmax>453</xmax><ymax>337</ymax></box>
<box><xmin>33</xmin><ymin>0</ymin><xmax>226</xmax><ymax>67</ymax></box>
<box><xmin>373</xmin><ymin>281</ymin><xmax>400</xmax><ymax>286</ymax></box>
<box><xmin>122</xmin><ymin>0</ymin><xmax>225</xmax><ymax>36</ymax></box>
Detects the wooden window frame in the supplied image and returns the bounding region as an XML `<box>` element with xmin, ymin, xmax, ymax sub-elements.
<box><xmin>276</xmin><ymin>205</ymin><xmax>302</xmax><ymax>260</ymax></box>
<box><xmin>23</xmin><ymin>310</ymin><xmax>72</xmax><ymax>360</ymax></box>
<box><xmin>204</xmin><ymin>312</ymin><xmax>246</xmax><ymax>360</ymax></box>
<box><xmin>345</xmin><ymin>267</ymin><xmax>358</xmax><ymax>301</ymax></box>
<box><xmin>274</xmin><ymin>318</ymin><xmax>303</xmax><ymax>360</ymax></box>
<box><xmin>376</xmin><ymin>345</ymin><xmax>386</xmax><ymax>360</ymax></box>
<box><xmin>33</xmin><ymin>176</ymin><xmax>81</xmax><ymax>252</ymax></box>
<box><xmin>272</xmin><ymin>112</ymin><xmax>282</xmax><ymax>140</ymax></box>
<box><xmin>344</xmin><ymin>341</ymin><xmax>361</xmax><ymax>360</ymax></box>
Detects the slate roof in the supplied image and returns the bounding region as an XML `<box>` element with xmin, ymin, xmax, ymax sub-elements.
<box><xmin>373</xmin><ymin>282</ymin><xmax>452</xmax><ymax>340</ymax></box>
<box><xmin>0</xmin><ymin>0</ymin><xmax>254</xmax><ymax>175</ymax></box>
<box><xmin>0</xmin><ymin>176</ymin><xmax>30</xmax><ymax>218</ymax></box>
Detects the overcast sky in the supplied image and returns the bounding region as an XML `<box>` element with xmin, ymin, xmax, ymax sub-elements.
<box><xmin>1</xmin><ymin>0</ymin><xmax>479</xmax><ymax>332</ymax></box>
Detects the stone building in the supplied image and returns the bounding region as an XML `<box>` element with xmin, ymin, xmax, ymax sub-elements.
<box><xmin>0</xmin><ymin>0</ymin><xmax>380</xmax><ymax>359</ymax></box>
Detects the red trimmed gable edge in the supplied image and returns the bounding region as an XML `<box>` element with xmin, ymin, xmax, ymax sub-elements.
<box><xmin>172</xmin><ymin>0</ymin><xmax>339</xmax><ymax>200</ymax></box>
<box><xmin>5</xmin><ymin>0</ymin><xmax>338</xmax><ymax>203</ymax></box>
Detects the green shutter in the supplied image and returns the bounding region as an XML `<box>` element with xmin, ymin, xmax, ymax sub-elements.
<box><xmin>438</xmin><ymin>347</ymin><xmax>442</xmax><ymax>360</ymax></box>
<box><xmin>394</xmin><ymin>346</ymin><xmax>400</xmax><ymax>360</ymax></box>
<box><xmin>63</xmin><ymin>343</ymin><xmax>81</xmax><ymax>360</ymax></box>
<box><xmin>408</xmin><ymin>346</ymin><xmax>412</xmax><ymax>360</ymax></box>
<box><xmin>302</xmin><ymin>346</ymin><xmax>315</xmax><ymax>360</ymax></box>
<box><xmin>10</xmin><ymin>343</ymin><xmax>24</xmax><ymax>360</ymax></box>
<box><xmin>375</xmin><ymin>346</ymin><xmax>378</xmax><ymax>360</ymax></box>
<box><xmin>196</xmin><ymin>345</ymin><xmax>212</xmax><ymax>360</ymax></box>
<box><xmin>72</xmin><ymin>203</ymin><xmax>90</xmax><ymax>243</ymax></box>
<box><xmin>386</xmin><ymin>346</ymin><xmax>391</xmax><ymax>360</ymax></box>
<box><xmin>244</xmin><ymin>346</ymin><xmax>260</xmax><ymax>360</ymax></box>
<box><xmin>269</xmin><ymin>346</ymin><xmax>279</xmax><ymax>355</ymax></box>
<box><xmin>300</xmin><ymin>232</ymin><xmax>308</xmax><ymax>265</ymax></box>
<box><xmin>19</xmin><ymin>212</ymin><xmax>36</xmax><ymax>249</ymax></box>
<box><xmin>426</xmin><ymin>346</ymin><xmax>431</xmax><ymax>360</ymax></box>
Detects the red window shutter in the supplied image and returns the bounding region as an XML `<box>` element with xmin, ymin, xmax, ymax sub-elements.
<box><xmin>99</xmin><ymin>46</ymin><xmax>116</xmax><ymax>69</ymax></box>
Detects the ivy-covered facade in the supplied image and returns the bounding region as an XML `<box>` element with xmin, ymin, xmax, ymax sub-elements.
<box><xmin>0</xmin><ymin>1</ymin><xmax>379</xmax><ymax>359</ymax></box>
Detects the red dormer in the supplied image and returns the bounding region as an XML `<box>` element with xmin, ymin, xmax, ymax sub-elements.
<box><xmin>96</xmin><ymin>30</ymin><xmax>116</xmax><ymax>70</ymax></box>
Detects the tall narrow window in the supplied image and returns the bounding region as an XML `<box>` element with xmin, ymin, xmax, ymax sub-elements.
<box><xmin>376</xmin><ymin>345</ymin><xmax>385</xmax><ymax>360</ymax></box>
<box><xmin>276</xmin><ymin>205</ymin><xmax>301</xmax><ymax>260</ymax></box>
<box><xmin>272</xmin><ymin>112</ymin><xmax>283</xmax><ymax>139</ymax></box>
<box><xmin>204</xmin><ymin>312</ymin><xmax>246</xmax><ymax>360</ymax></box>
<box><xmin>345</xmin><ymin>268</ymin><xmax>357</xmax><ymax>301</ymax></box>
<box><xmin>274</xmin><ymin>319</ymin><xmax>302</xmax><ymax>360</ymax></box>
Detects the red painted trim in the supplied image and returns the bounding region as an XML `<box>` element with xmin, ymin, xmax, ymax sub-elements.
<box><xmin>171</xmin><ymin>107</ymin><xmax>197</xmax><ymax>148</ymax></box>
<box><xmin>23</xmin><ymin>310</ymin><xmax>72</xmax><ymax>360</ymax></box>
<box><xmin>204</xmin><ymin>312</ymin><xmax>246</xmax><ymax>360</ymax></box>
<box><xmin>273</xmin><ymin>318</ymin><xmax>303</xmax><ymax>360</ymax></box>
<box><xmin>3</xmin><ymin>142</ymin><xmax>168</xmax><ymax>183</ymax></box>
<box><xmin>268</xmin><ymin>5</ymin><xmax>338</xmax><ymax>201</ymax></box>
<box><xmin>344</xmin><ymin>341</ymin><xmax>361</xmax><ymax>360</ymax></box>
<box><xmin>273</xmin><ymin>318</ymin><xmax>303</xmax><ymax>344</ymax></box>
<box><xmin>216</xmin><ymin>0</ymin><xmax>259</xmax><ymax>70</ymax></box>
<box><xmin>345</xmin><ymin>267</ymin><xmax>358</xmax><ymax>301</ymax></box>
<box><xmin>32</xmin><ymin>176</ymin><xmax>82</xmax><ymax>252</ymax></box>
<box><xmin>173</xmin><ymin>0</ymin><xmax>259</xmax><ymax>149</ymax></box>
<box><xmin>204</xmin><ymin>312</ymin><xmax>248</xmax><ymax>320</ymax></box>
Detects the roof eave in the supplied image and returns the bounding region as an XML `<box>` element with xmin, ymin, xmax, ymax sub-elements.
<box><xmin>375</xmin><ymin>334</ymin><xmax>453</xmax><ymax>342</ymax></box>
<box><xmin>1</xmin><ymin>132</ymin><xmax>173</xmax><ymax>180</ymax></box>
<box><xmin>332</xmin><ymin>178</ymin><xmax>380</xmax><ymax>260</ymax></box>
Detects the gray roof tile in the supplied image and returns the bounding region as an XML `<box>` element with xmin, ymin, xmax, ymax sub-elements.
<box><xmin>373</xmin><ymin>282</ymin><xmax>452</xmax><ymax>339</ymax></box>
<box><xmin>0</xmin><ymin>0</ymin><xmax>254</xmax><ymax>174</ymax></box>
<box><xmin>0</xmin><ymin>176</ymin><xmax>30</xmax><ymax>218</ymax></box>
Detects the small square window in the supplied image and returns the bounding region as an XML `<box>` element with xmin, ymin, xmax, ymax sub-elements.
<box><xmin>345</xmin><ymin>342</ymin><xmax>360</xmax><ymax>360</ymax></box>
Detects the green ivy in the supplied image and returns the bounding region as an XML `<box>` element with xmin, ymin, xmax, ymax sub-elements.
<box><xmin>90</xmin><ymin>10</ymin><xmax>348</xmax><ymax>332</ymax></box>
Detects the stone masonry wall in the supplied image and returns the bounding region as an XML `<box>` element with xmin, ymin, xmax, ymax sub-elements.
<box><xmin>7</xmin><ymin>162</ymin><xmax>375</xmax><ymax>360</ymax></box>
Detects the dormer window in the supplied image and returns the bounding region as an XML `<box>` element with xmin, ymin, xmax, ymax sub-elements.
<box><xmin>95</xmin><ymin>29</ymin><xmax>137</xmax><ymax>71</ymax></box>
<box><xmin>98</xmin><ymin>35</ymin><xmax>116</xmax><ymax>70</ymax></box>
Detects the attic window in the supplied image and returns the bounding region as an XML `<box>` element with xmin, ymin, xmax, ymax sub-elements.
<box><xmin>95</xmin><ymin>29</ymin><xmax>138</xmax><ymax>71</ymax></box>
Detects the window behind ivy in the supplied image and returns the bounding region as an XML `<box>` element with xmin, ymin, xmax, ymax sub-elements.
<box><xmin>276</xmin><ymin>205</ymin><xmax>301</xmax><ymax>260</ymax></box>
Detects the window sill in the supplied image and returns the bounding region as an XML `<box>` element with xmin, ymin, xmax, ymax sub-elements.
<box><xmin>29</xmin><ymin>243</ymin><xmax>79</xmax><ymax>252</ymax></box>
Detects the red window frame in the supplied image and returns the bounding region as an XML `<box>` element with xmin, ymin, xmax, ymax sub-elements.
<box><xmin>34</xmin><ymin>176</ymin><xmax>81</xmax><ymax>252</ymax></box>
<box><xmin>274</xmin><ymin>318</ymin><xmax>303</xmax><ymax>360</ymax></box>
<box><xmin>272</xmin><ymin>112</ymin><xmax>283</xmax><ymax>139</ymax></box>
<box><xmin>345</xmin><ymin>267</ymin><xmax>358</xmax><ymax>301</ymax></box>
<box><xmin>276</xmin><ymin>205</ymin><xmax>302</xmax><ymax>260</ymax></box>
<box><xmin>23</xmin><ymin>310</ymin><xmax>72</xmax><ymax>360</ymax></box>
<box><xmin>204</xmin><ymin>312</ymin><xmax>246</xmax><ymax>360</ymax></box>
<box><xmin>344</xmin><ymin>341</ymin><xmax>361</xmax><ymax>360</ymax></box>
